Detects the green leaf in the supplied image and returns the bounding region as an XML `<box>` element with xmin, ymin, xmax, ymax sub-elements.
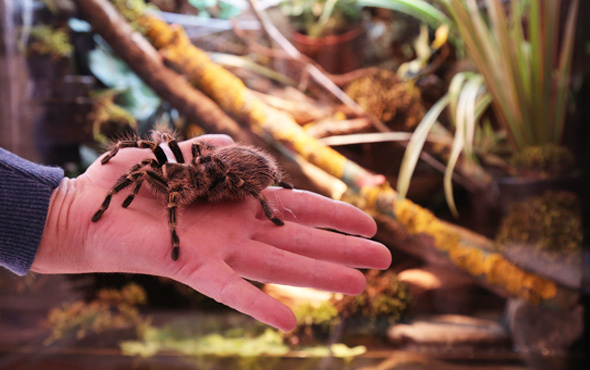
<box><xmin>447</xmin><ymin>72</ymin><xmax>473</xmax><ymax>124</ymax></box>
<box><xmin>358</xmin><ymin>0</ymin><xmax>451</xmax><ymax>30</ymax></box>
<box><xmin>88</xmin><ymin>38</ymin><xmax>134</xmax><ymax>89</ymax></box>
<box><xmin>442</xmin><ymin>0</ymin><xmax>578</xmax><ymax>152</ymax></box>
<box><xmin>188</xmin><ymin>0</ymin><xmax>217</xmax><ymax>10</ymax></box>
<box><xmin>397</xmin><ymin>94</ymin><xmax>451</xmax><ymax>199</ymax></box>
<box><xmin>552</xmin><ymin>0</ymin><xmax>578</xmax><ymax>143</ymax></box>
<box><xmin>444</xmin><ymin>75</ymin><xmax>483</xmax><ymax>217</ymax></box>
<box><xmin>209</xmin><ymin>52</ymin><xmax>297</xmax><ymax>86</ymax></box>
<box><xmin>88</xmin><ymin>37</ymin><xmax>160</xmax><ymax>120</ymax></box>
<box><xmin>218</xmin><ymin>1</ymin><xmax>243</xmax><ymax>19</ymax></box>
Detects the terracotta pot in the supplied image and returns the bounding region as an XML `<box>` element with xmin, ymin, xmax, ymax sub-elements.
<box><xmin>292</xmin><ymin>24</ymin><xmax>366</xmax><ymax>74</ymax></box>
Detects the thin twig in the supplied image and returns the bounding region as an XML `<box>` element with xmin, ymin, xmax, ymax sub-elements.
<box><xmin>327</xmin><ymin>67</ymin><xmax>380</xmax><ymax>87</ymax></box>
<box><xmin>319</xmin><ymin>132</ymin><xmax>451</xmax><ymax>146</ymax></box>
<box><xmin>320</xmin><ymin>132</ymin><xmax>476</xmax><ymax>192</ymax></box>
<box><xmin>306</xmin><ymin>118</ymin><xmax>373</xmax><ymax>138</ymax></box>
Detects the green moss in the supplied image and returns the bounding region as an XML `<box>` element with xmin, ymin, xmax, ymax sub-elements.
<box><xmin>121</xmin><ymin>318</ymin><xmax>366</xmax><ymax>361</ymax></box>
<box><xmin>122</xmin><ymin>327</ymin><xmax>290</xmax><ymax>357</ymax></box>
<box><xmin>496</xmin><ymin>191</ymin><xmax>583</xmax><ymax>253</ymax></box>
<box><xmin>28</xmin><ymin>25</ymin><xmax>73</xmax><ymax>58</ymax></box>
<box><xmin>281</xmin><ymin>0</ymin><xmax>362</xmax><ymax>37</ymax></box>
<box><xmin>110</xmin><ymin>0</ymin><xmax>147</xmax><ymax>21</ymax></box>
<box><xmin>334</xmin><ymin>270</ymin><xmax>410</xmax><ymax>325</ymax></box>
<box><xmin>294</xmin><ymin>301</ymin><xmax>340</xmax><ymax>329</ymax></box>
<box><xmin>90</xmin><ymin>90</ymin><xmax>137</xmax><ymax>143</ymax></box>
<box><xmin>509</xmin><ymin>143</ymin><xmax>575</xmax><ymax>177</ymax></box>
<box><xmin>110</xmin><ymin>0</ymin><xmax>155</xmax><ymax>32</ymax></box>
<box><xmin>44</xmin><ymin>283</ymin><xmax>148</xmax><ymax>345</ymax></box>
<box><xmin>284</xmin><ymin>271</ymin><xmax>410</xmax><ymax>344</ymax></box>
<box><xmin>284</xmin><ymin>301</ymin><xmax>340</xmax><ymax>345</ymax></box>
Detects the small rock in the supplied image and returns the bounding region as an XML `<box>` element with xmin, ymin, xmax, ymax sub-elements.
<box><xmin>387</xmin><ymin>314</ymin><xmax>509</xmax><ymax>346</ymax></box>
<box><xmin>506</xmin><ymin>298</ymin><xmax>584</xmax><ymax>370</ymax></box>
<box><xmin>507</xmin><ymin>298</ymin><xmax>583</xmax><ymax>353</ymax></box>
<box><xmin>398</xmin><ymin>265</ymin><xmax>477</xmax><ymax>314</ymax></box>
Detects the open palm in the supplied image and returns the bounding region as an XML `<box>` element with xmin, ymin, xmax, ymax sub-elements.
<box><xmin>32</xmin><ymin>134</ymin><xmax>391</xmax><ymax>331</ymax></box>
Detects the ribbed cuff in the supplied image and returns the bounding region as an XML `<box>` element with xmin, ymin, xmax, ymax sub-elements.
<box><xmin>0</xmin><ymin>148</ymin><xmax>64</xmax><ymax>276</ymax></box>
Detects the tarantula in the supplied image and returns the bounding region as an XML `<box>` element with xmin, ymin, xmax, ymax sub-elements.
<box><xmin>91</xmin><ymin>130</ymin><xmax>292</xmax><ymax>261</ymax></box>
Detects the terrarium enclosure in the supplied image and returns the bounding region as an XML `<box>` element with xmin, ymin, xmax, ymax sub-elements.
<box><xmin>0</xmin><ymin>0</ymin><xmax>589</xmax><ymax>369</ymax></box>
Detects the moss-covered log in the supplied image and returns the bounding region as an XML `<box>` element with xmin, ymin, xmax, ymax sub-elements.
<box><xmin>80</xmin><ymin>0</ymin><xmax>577</xmax><ymax>309</ymax></box>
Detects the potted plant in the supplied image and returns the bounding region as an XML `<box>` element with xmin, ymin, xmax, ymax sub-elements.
<box><xmin>391</xmin><ymin>3</ymin><xmax>584</xmax><ymax>361</ymax></box>
<box><xmin>280</xmin><ymin>0</ymin><xmax>366</xmax><ymax>74</ymax></box>
<box><xmin>396</xmin><ymin>0</ymin><xmax>582</xmax><ymax>225</ymax></box>
<box><xmin>279</xmin><ymin>0</ymin><xmax>450</xmax><ymax>73</ymax></box>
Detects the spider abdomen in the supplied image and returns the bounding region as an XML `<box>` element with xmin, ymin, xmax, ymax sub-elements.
<box><xmin>198</xmin><ymin>145</ymin><xmax>279</xmax><ymax>203</ymax></box>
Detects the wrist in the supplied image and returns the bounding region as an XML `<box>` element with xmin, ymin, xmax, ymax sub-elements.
<box><xmin>31</xmin><ymin>177</ymin><xmax>83</xmax><ymax>273</ymax></box>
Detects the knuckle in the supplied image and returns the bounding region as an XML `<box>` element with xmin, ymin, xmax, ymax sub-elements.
<box><xmin>266</xmin><ymin>247</ymin><xmax>283</xmax><ymax>276</ymax></box>
<box><xmin>340</xmin><ymin>234</ymin><xmax>351</xmax><ymax>262</ymax></box>
<box><xmin>219</xmin><ymin>273</ymin><xmax>241</xmax><ymax>302</ymax></box>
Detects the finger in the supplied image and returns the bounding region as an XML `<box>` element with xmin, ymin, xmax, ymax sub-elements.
<box><xmin>229</xmin><ymin>240</ymin><xmax>366</xmax><ymax>295</ymax></box>
<box><xmin>179</xmin><ymin>134</ymin><xmax>234</xmax><ymax>160</ymax></box>
<box><xmin>253</xmin><ymin>222</ymin><xmax>392</xmax><ymax>270</ymax></box>
<box><xmin>181</xmin><ymin>262</ymin><xmax>296</xmax><ymax>332</ymax></box>
<box><xmin>260</xmin><ymin>188</ymin><xmax>378</xmax><ymax>238</ymax></box>
<box><xmin>182</xmin><ymin>134</ymin><xmax>235</xmax><ymax>147</ymax></box>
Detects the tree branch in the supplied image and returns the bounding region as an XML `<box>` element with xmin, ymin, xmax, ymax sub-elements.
<box><xmin>73</xmin><ymin>0</ymin><xmax>249</xmax><ymax>142</ymax></box>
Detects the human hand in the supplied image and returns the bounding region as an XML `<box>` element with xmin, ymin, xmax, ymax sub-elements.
<box><xmin>31</xmin><ymin>135</ymin><xmax>392</xmax><ymax>332</ymax></box>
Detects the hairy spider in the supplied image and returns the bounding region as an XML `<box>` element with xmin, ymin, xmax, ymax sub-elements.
<box><xmin>91</xmin><ymin>130</ymin><xmax>292</xmax><ymax>261</ymax></box>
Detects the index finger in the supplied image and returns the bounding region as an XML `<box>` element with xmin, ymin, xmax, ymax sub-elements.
<box><xmin>178</xmin><ymin>134</ymin><xmax>234</xmax><ymax>159</ymax></box>
<box><xmin>261</xmin><ymin>188</ymin><xmax>377</xmax><ymax>238</ymax></box>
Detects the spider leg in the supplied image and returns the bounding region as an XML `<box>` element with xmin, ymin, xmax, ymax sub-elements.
<box><xmin>273</xmin><ymin>173</ymin><xmax>293</xmax><ymax>189</ymax></box>
<box><xmin>257</xmin><ymin>193</ymin><xmax>284</xmax><ymax>226</ymax></box>
<box><xmin>211</xmin><ymin>156</ymin><xmax>240</xmax><ymax>186</ymax></box>
<box><xmin>225</xmin><ymin>172</ymin><xmax>245</xmax><ymax>187</ymax></box>
<box><xmin>239</xmin><ymin>182</ymin><xmax>284</xmax><ymax>226</ymax></box>
<box><xmin>121</xmin><ymin>158</ymin><xmax>159</xmax><ymax>208</ymax></box>
<box><xmin>143</xmin><ymin>170</ymin><xmax>169</xmax><ymax>190</ymax></box>
<box><xmin>124</xmin><ymin>171</ymin><xmax>180</xmax><ymax>261</ymax></box>
<box><xmin>122</xmin><ymin>180</ymin><xmax>144</xmax><ymax>208</ymax></box>
<box><xmin>129</xmin><ymin>158</ymin><xmax>159</xmax><ymax>172</ymax></box>
<box><xmin>277</xmin><ymin>180</ymin><xmax>293</xmax><ymax>189</ymax></box>
<box><xmin>208</xmin><ymin>156</ymin><xmax>246</xmax><ymax>187</ymax></box>
<box><xmin>191</xmin><ymin>142</ymin><xmax>217</xmax><ymax>165</ymax></box>
<box><xmin>92</xmin><ymin>172</ymin><xmax>140</xmax><ymax>222</ymax></box>
<box><xmin>161</xmin><ymin>132</ymin><xmax>185</xmax><ymax>163</ymax></box>
<box><xmin>167</xmin><ymin>191</ymin><xmax>181</xmax><ymax>261</ymax></box>
<box><xmin>92</xmin><ymin>170</ymin><xmax>169</xmax><ymax>222</ymax></box>
<box><xmin>101</xmin><ymin>140</ymin><xmax>168</xmax><ymax>166</ymax></box>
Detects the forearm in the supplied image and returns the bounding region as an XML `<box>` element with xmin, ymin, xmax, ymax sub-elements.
<box><xmin>0</xmin><ymin>148</ymin><xmax>64</xmax><ymax>275</ymax></box>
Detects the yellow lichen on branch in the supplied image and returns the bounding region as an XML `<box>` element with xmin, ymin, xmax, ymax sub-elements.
<box><xmin>347</xmin><ymin>184</ymin><xmax>559</xmax><ymax>304</ymax></box>
<box><xmin>143</xmin><ymin>19</ymin><xmax>376</xmax><ymax>189</ymax></box>
<box><xmin>392</xmin><ymin>198</ymin><xmax>557</xmax><ymax>304</ymax></box>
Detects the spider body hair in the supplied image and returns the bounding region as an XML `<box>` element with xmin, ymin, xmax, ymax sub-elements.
<box><xmin>155</xmin><ymin>144</ymin><xmax>284</xmax><ymax>206</ymax></box>
<box><xmin>92</xmin><ymin>130</ymin><xmax>292</xmax><ymax>261</ymax></box>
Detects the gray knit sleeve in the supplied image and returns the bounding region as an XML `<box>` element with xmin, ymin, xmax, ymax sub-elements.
<box><xmin>0</xmin><ymin>148</ymin><xmax>64</xmax><ymax>275</ymax></box>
